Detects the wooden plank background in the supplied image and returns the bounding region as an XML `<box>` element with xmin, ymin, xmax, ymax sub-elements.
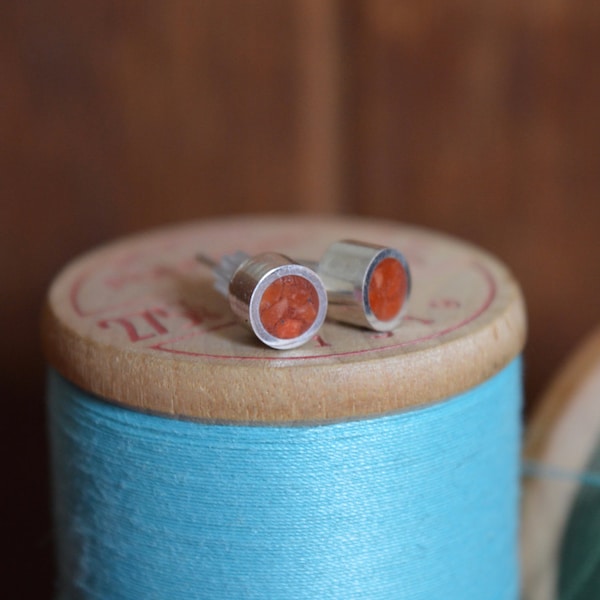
<box><xmin>2</xmin><ymin>1</ymin><xmax>599</xmax><ymax>595</ymax></box>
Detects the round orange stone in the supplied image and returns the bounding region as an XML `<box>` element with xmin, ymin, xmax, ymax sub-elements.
<box><xmin>368</xmin><ymin>257</ymin><xmax>407</xmax><ymax>321</ymax></box>
<box><xmin>259</xmin><ymin>275</ymin><xmax>319</xmax><ymax>339</ymax></box>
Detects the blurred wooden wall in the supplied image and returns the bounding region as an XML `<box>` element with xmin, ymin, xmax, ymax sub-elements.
<box><xmin>2</xmin><ymin>1</ymin><xmax>599</xmax><ymax>596</ymax></box>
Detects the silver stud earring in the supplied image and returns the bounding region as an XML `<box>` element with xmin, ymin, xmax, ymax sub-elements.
<box><xmin>303</xmin><ymin>240</ymin><xmax>411</xmax><ymax>331</ymax></box>
<box><xmin>198</xmin><ymin>251</ymin><xmax>328</xmax><ymax>350</ymax></box>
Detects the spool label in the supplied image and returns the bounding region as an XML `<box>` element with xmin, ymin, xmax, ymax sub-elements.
<box><xmin>66</xmin><ymin>223</ymin><xmax>498</xmax><ymax>362</ymax></box>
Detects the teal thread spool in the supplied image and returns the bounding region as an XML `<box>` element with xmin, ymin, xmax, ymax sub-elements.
<box><xmin>522</xmin><ymin>327</ymin><xmax>600</xmax><ymax>600</ymax></box>
<box><xmin>43</xmin><ymin>216</ymin><xmax>526</xmax><ymax>599</ymax></box>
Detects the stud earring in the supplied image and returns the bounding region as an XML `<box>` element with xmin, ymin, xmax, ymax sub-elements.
<box><xmin>304</xmin><ymin>240</ymin><xmax>411</xmax><ymax>332</ymax></box>
<box><xmin>198</xmin><ymin>251</ymin><xmax>328</xmax><ymax>350</ymax></box>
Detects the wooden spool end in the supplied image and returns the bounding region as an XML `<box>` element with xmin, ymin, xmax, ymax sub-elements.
<box><xmin>42</xmin><ymin>216</ymin><xmax>526</xmax><ymax>423</ymax></box>
<box><xmin>521</xmin><ymin>325</ymin><xmax>600</xmax><ymax>600</ymax></box>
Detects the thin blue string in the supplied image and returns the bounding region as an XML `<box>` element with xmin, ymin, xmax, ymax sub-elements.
<box><xmin>48</xmin><ymin>358</ymin><xmax>522</xmax><ymax>600</ymax></box>
<box><xmin>522</xmin><ymin>461</ymin><xmax>600</xmax><ymax>488</ymax></box>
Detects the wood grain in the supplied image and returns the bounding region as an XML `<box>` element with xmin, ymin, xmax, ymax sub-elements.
<box><xmin>42</xmin><ymin>216</ymin><xmax>525</xmax><ymax>422</ymax></box>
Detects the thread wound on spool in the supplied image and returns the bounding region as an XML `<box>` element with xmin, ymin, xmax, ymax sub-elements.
<box><xmin>48</xmin><ymin>359</ymin><xmax>522</xmax><ymax>600</ymax></box>
<box><xmin>558</xmin><ymin>446</ymin><xmax>600</xmax><ymax>599</ymax></box>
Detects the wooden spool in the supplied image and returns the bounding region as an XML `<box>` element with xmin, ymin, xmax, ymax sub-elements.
<box><xmin>522</xmin><ymin>326</ymin><xmax>600</xmax><ymax>600</ymax></box>
<box><xmin>42</xmin><ymin>215</ymin><xmax>526</xmax><ymax>423</ymax></box>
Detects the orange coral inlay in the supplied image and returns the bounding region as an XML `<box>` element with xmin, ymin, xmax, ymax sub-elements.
<box><xmin>368</xmin><ymin>257</ymin><xmax>407</xmax><ymax>321</ymax></box>
<box><xmin>259</xmin><ymin>275</ymin><xmax>319</xmax><ymax>339</ymax></box>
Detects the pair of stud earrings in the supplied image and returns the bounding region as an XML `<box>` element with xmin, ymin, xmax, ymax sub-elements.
<box><xmin>198</xmin><ymin>240</ymin><xmax>411</xmax><ymax>350</ymax></box>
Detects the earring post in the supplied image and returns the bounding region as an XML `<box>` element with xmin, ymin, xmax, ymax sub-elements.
<box><xmin>196</xmin><ymin>253</ymin><xmax>218</xmax><ymax>269</ymax></box>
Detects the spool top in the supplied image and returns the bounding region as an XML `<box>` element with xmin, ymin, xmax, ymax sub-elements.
<box><xmin>42</xmin><ymin>216</ymin><xmax>526</xmax><ymax>423</ymax></box>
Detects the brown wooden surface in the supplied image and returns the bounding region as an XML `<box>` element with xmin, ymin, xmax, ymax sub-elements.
<box><xmin>1</xmin><ymin>1</ymin><xmax>599</xmax><ymax>596</ymax></box>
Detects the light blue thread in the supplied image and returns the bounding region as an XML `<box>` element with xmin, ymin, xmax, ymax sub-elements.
<box><xmin>48</xmin><ymin>358</ymin><xmax>522</xmax><ymax>600</ymax></box>
<box><xmin>522</xmin><ymin>461</ymin><xmax>600</xmax><ymax>488</ymax></box>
